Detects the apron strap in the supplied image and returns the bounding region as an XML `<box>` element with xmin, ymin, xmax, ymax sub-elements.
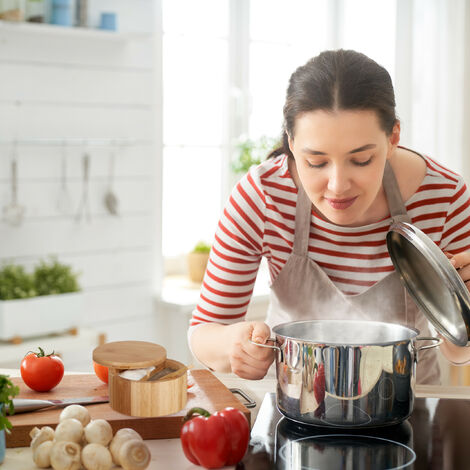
<box><xmin>382</xmin><ymin>160</ymin><xmax>412</xmax><ymax>224</ymax></box>
<box><xmin>382</xmin><ymin>160</ymin><xmax>413</xmax><ymax>327</ymax></box>
<box><xmin>293</xmin><ymin>185</ymin><xmax>312</xmax><ymax>255</ymax></box>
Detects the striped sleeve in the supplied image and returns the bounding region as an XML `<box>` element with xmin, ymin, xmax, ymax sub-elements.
<box><xmin>440</xmin><ymin>176</ymin><xmax>470</xmax><ymax>253</ymax></box>
<box><xmin>189</xmin><ymin>168</ymin><xmax>267</xmax><ymax>331</ymax></box>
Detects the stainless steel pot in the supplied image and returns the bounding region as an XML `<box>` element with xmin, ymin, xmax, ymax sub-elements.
<box><xmin>253</xmin><ymin>319</ymin><xmax>441</xmax><ymax>428</ymax></box>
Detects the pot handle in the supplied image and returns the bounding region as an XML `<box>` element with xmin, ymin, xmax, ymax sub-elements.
<box><xmin>249</xmin><ymin>338</ymin><xmax>281</xmax><ymax>353</ymax></box>
<box><xmin>229</xmin><ymin>388</ymin><xmax>257</xmax><ymax>409</ymax></box>
<box><xmin>415</xmin><ymin>336</ymin><xmax>443</xmax><ymax>351</ymax></box>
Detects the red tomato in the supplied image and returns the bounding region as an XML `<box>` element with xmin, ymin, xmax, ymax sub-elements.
<box><xmin>187</xmin><ymin>371</ymin><xmax>194</xmax><ymax>389</ymax></box>
<box><xmin>20</xmin><ymin>347</ymin><xmax>64</xmax><ymax>392</ymax></box>
<box><xmin>93</xmin><ymin>361</ymin><xmax>109</xmax><ymax>384</ymax></box>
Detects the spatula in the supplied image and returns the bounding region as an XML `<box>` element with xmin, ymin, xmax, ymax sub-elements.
<box><xmin>12</xmin><ymin>395</ymin><xmax>109</xmax><ymax>413</ymax></box>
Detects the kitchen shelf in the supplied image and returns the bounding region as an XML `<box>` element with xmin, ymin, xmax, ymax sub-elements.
<box><xmin>0</xmin><ymin>137</ymin><xmax>151</xmax><ymax>147</ymax></box>
<box><xmin>0</xmin><ymin>327</ymin><xmax>105</xmax><ymax>371</ymax></box>
<box><xmin>0</xmin><ymin>19</ymin><xmax>153</xmax><ymax>41</ymax></box>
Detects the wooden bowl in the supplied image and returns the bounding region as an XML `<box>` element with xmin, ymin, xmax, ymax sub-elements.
<box><xmin>93</xmin><ymin>341</ymin><xmax>187</xmax><ymax>417</ymax></box>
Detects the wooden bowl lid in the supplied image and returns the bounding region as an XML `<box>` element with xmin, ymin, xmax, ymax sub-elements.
<box><xmin>93</xmin><ymin>341</ymin><xmax>166</xmax><ymax>369</ymax></box>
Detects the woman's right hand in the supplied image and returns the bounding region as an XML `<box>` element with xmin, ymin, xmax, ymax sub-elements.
<box><xmin>225</xmin><ymin>321</ymin><xmax>275</xmax><ymax>380</ymax></box>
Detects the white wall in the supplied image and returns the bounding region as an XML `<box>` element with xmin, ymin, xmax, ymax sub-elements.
<box><xmin>0</xmin><ymin>1</ymin><xmax>162</xmax><ymax>370</ymax></box>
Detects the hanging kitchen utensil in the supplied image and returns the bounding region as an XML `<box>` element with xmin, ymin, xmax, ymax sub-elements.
<box><xmin>103</xmin><ymin>145</ymin><xmax>119</xmax><ymax>216</ymax></box>
<box><xmin>56</xmin><ymin>142</ymin><xmax>73</xmax><ymax>215</ymax></box>
<box><xmin>75</xmin><ymin>152</ymin><xmax>91</xmax><ymax>223</ymax></box>
<box><xmin>3</xmin><ymin>143</ymin><xmax>25</xmax><ymax>226</ymax></box>
<box><xmin>387</xmin><ymin>221</ymin><xmax>470</xmax><ymax>346</ymax></box>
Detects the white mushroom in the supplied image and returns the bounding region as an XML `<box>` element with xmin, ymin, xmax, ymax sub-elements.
<box><xmin>30</xmin><ymin>426</ymin><xmax>55</xmax><ymax>450</ymax></box>
<box><xmin>54</xmin><ymin>418</ymin><xmax>84</xmax><ymax>444</ymax></box>
<box><xmin>119</xmin><ymin>439</ymin><xmax>151</xmax><ymax>470</ymax></box>
<box><xmin>109</xmin><ymin>428</ymin><xmax>142</xmax><ymax>465</ymax></box>
<box><xmin>84</xmin><ymin>419</ymin><xmax>113</xmax><ymax>446</ymax></box>
<box><xmin>59</xmin><ymin>404</ymin><xmax>91</xmax><ymax>426</ymax></box>
<box><xmin>33</xmin><ymin>440</ymin><xmax>54</xmax><ymax>468</ymax></box>
<box><xmin>81</xmin><ymin>443</ymin><xmax>113</xmax><ymax>470</ymax></box>
<box><xmin>50</xmin><ymin>441</ymin><xmax>81</xmax><ymax>470</ymax></box>
<box><xmin>30</xmin><ymin>427</ymin><xmax>40</xmax><ymax>440</ymax></box>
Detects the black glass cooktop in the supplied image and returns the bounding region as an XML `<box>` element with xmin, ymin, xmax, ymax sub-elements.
<box><xmin>238</xmin><ymin>392</ymin><xmax>470</xmax><ymax>470</ymax></box>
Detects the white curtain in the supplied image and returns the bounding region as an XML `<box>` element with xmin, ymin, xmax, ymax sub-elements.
<box><xmin>395</xmin><ymin>0</ymin><xmax>470</xmax><ymax>179</ymax></box>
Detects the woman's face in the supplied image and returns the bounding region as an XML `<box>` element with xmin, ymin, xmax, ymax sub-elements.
<box><xmin>288</xmin><ymin>109</ymin><xmax>399</xmax><ymax>226</ymax></box>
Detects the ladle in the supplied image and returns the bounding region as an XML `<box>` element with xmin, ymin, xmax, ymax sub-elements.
<box><xmin>103</xmin><ymin>146</ymin><xmax>119</xmax><ymax>216</ymax></box>
<box><xmin>3</xmin><ymin>144</ymin><xmax>25</xmax><ymax>226</ymax></box>
<box><xmin>56</xmin><ymin>142</ymin><xmax>73</xmax><ymax>215</ymax></box>
<box><xmin>75</xmin><ymin>152</ymin><xmax>91</xmax><ymax>223</ymax></box>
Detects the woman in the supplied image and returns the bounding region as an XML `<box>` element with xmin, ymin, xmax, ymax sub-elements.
<box><xmin>188</xmin><ymin>49</ymin><xmax>470</xmax><ymax>384</ymax></box>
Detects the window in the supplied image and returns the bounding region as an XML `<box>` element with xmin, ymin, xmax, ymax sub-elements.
<box><xmin>161</xmin><ymin>0</ymin><xmax>397</xmax><ymax>267</ymax></box>
<box><xmin>249</xmin><ymin>0</ymin><xmax>330</xmax><ymax>139</ymax></box>
<box><xmin>342</xmin><ymin>0</ymin><xmax>396</xmax><ymax>79</ymax></box>
<box><xmin>162</xmin><ymin>0</ymin><xmax>229</xmax><ymax>260</ymax></box>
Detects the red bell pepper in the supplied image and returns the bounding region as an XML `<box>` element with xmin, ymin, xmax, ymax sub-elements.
<box><xmin>180</xmin><ymin>406</ymin><xmax>250</xmax><ymax>469</ymax></box>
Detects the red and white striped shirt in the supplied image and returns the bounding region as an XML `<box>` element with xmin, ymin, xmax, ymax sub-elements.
<box><xmin>189</xmin><ymin>153</ymin><xmax>470</xmax><ymax>332</ymax></box>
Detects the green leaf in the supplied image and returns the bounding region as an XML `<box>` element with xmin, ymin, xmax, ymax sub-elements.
<box><xmin>0</xmin><ymin>375</ymin><xmax>19</xmax><ymax>432</ymax></box>
<box><xmin>231</xmin><ymin>135</ymin><xmax>280</xmax><ymax>174</ymax></box>
<box><xmin>33</xmin><ymin>256</ymin><xmax>81</xmax><ymax>296</ymax></box>
<box><xmin>0</xmin><ymin>264</ymin><xmax>36</xmax><ymax>300</ymax></box>
<box><xmin>192</xmin><ymin>241</ymin><xmax>211</xmax><ymax>254</ymax></box>
<box><xmin>0</xmin><ymin>256</ymin><xmax>81</xmax><ymax>300</ymax></box>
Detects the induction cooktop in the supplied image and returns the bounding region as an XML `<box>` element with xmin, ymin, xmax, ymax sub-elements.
<box><xmin>238</xmin><ymin>392</ymin><xmax>470</xmax><ymax>470</ymax></box>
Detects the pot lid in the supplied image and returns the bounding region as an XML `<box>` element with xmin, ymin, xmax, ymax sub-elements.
<box><xmin>93</xmin><ymin>341</ymin><xmax>166</xmax><ymax>369</ymax></box>
<box><xmin>386</xmin><ymin>222</ymin><xmax>470</xmax><ymax>346</ymax></box>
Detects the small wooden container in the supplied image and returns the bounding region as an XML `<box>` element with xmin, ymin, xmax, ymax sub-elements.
<box><xmin>93</xmin><ymin>341</ymin><xmax>187</xmax><ymax>417</ymax></box>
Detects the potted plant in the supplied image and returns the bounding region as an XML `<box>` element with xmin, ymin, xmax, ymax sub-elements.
<box><xmin>0</xmin><ymin>257</ymin><xmax>82</xmax><ymax>341</ymax></box>
<box><xmin>0</xmin><ymin>375</ymin><xmax>19</xmax><ymax>464</ymax></box>
<box><xmin>187</xmin><ymin>241</ymin><xmax>211</xmax><ymax>283</ymax></box>
<box><xmin>231</xmin><ymin>135</ymin><xmax>279</xmax><ymax>176</ymax></box>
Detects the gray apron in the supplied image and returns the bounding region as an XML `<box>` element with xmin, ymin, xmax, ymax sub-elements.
<box><xmin>265</xmin><ymin>160</ymin><xmax>440</xmax><ymax>385</ymax></box>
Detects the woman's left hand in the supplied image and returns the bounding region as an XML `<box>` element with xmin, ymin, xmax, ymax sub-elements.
<box><xmin>446</xmin><ymin>251</ymin><xmax>470</xmax><ymax>290</ymax></box>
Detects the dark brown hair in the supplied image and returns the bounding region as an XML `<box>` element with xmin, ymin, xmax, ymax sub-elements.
<box><xmin>268</xmin><ymin>49</ymin><xmax>397</xmax><ymax>159</ymax></box>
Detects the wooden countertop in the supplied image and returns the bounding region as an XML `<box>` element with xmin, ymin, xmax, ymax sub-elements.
<box><xmin>2</xmin><ymin>369</ymin><xmax>470</xmax><ymax>470</ymax></box>
<box><xmin>1</xmin><ymin>369</ymin><xmax>273</xmax><ymax>470</ymax></box>
<box><xmin>415</xmin><ymin>384</ymin><xmax>470</xmax><ymax>399</ymax></box>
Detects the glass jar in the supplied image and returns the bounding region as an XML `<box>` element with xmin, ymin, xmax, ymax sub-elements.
<box><xmin>0</xmin><ymin>0</ymin><xmax>24</xmax><ymax>21</ymax></box>
<box><xmin>25</xmin><ymin>0</ymin><xmax>47</xmax><ymax>23</ymax></box>
<box><xmin>50</xmin><ymin>0</ymin><xmax>72</xmax><ymax>26</ymax></box>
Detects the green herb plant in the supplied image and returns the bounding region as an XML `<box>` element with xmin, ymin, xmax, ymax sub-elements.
<box><xmin>34</xmin><ymin>257</ymin><xmax>80</xmax><ymax>296</ymax></box>
<box><xmin>192</xmin><ymin>241</ymin><xmax>211</xmax><ymax>254</ymax></box>
<box><xmin>0</xmin><ymin>375</ymin><xmax>19</xmax><ymax>432</ymax></box>
<box><xmin>0</xmin><ymin>265</ymin><xmax>36</xmax><ymax>300</ymax></box>
<box><xmin>0</xmin><ymin>257</ymin><xmax>81</xmax><ymax>301</ymax></box>
<box><xmin>231</xmin><ymin>136</ymin><xmax>279</xmax><ymax>174</ymax></box>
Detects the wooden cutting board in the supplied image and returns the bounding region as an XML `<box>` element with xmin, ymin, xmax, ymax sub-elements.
<box><xmin>6</xmin><ymin>369</ymin><xmax>250</xmax><ymax>448</ymax></box>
